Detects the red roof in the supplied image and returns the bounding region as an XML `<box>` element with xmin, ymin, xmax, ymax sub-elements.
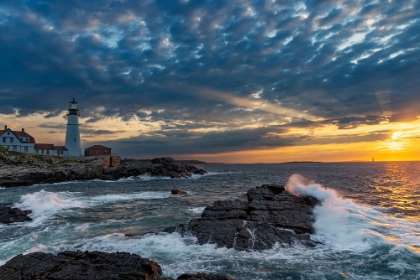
<box><xmin>34</xmin><ymin>143</ymin><xmax>55</xmax><ymax>150</ymax></box>
<box><xmin>14</xmin><ymin>131</ymin><xmax>36</xmax><ymax>143</ymax></box>
<box><xmin>0</xmin><ymin>129</ymin><xmax>36</xmax><ymax>143</ymax></box>
<box><xmin>85</xmin><ymin>145</ymin><xmax>111</xmax><ymax>150</ymax></box>
<box><xmin>54</xmin><ymin>146</ymin><xmax>68</xmax><ymax>151</ymax></box>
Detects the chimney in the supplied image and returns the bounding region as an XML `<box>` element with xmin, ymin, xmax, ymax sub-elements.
<box><xmin>22</xmin><ymin>128</ymin><xmax>25</xmax><ymax>132</ymax></box>
<box><xmin>4</xmin><ymin>125</ymin><xmax>7</xmax><ymax>130</ymax></box>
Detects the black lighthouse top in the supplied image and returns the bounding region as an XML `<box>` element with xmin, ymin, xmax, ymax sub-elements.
<box><xmin>67</xmin><ymin>98</ymin><xmax>80</xmax><ymax>116</ymax></box>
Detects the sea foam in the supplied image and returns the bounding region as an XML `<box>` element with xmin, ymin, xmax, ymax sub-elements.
<box><xmin>13</xmin><ymin>190</ymin><xmax>85</xmax><ymax>226</ymax></box>
<box><xmin>13</xmin><ymin>190</ymin><xmax>172</xmax><ymax>225</ymax></box>
<box><xmin>286</xmin><ymin>174</ymin><xmax>420</xmax><ymax>253</ymax></box>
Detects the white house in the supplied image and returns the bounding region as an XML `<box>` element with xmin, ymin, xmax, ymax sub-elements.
<box><xmin>34</xmin><ymin>143</ymin><xmax>68</xmax><ymax>156</ymax></box>
<box><xmin>0</xmin><ymin>125</ymin><xmax>35</xmax><ymax>153</ymax></box>
<box><xmin>0</xmin><ymin>125</ymin><xmax>68</xmax><ymax>156</ymax></box>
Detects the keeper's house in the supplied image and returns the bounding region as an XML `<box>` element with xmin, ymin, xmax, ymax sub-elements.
<box><xmin>34</xmin><ymin>143</ymin><xmax>68</xmax><ymax>156</ymax></box>
<box><xmin>0</xmin><ymin>125</ymin><xmax>36</xmax><ymax>153</ymax></box>
<box><xmin>0</xmin><ymin>125</ymin><xmax>68</xmax><ymax>156</ymax></box>
<box><xmin>84</xmin><ymin>145</ymin><xmax>112</xmax><ymax>156</ymax></box>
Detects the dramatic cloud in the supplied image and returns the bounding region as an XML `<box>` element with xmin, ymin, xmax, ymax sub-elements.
<box><xmin>0</xmin><ymin>0</ymin><xmax>419</xmax><ymax>160</ymax></box>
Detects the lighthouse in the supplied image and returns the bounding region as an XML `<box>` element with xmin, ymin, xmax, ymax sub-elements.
<box><xmin>64</xmin><ymin>98</ymin><xmax>82</xmax><ymax>156</ymax></box>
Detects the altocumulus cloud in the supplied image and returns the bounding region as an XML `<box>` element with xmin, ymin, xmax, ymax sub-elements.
<box><xmin>0</xmin><ymin>0</ymin><xmax>419</xmax><ymax>156</ymax></box>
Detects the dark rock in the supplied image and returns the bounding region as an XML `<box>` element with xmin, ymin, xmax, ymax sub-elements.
<box><xmin>0</xmin><ymin>250</ymin><xmax>163</xmax><ymax>280</ymax></box>
<box><xmin>0</xmin><ymin>250</ymin><xmax>234</xmax><ymax>280</ymax></box>
<box><xmin>171</xmin><ymin>189</ymin><xmax>187</xmax><ymax>195</ymax></box>
<box><xmin>166</xmin><ymin>184</ymin><xmax>319</xmax><ymax>250</ymax></box>
<box><xmin>102</xmin><ymin>157</ymin><xmax>207</xmax><ymax>180</ymax></box>
<box><xmin>177</xmin><ymin>273</ymin><xmax>234</xmax><ymax>280</ymax></box>
<box><xmin>163</xmin><ymin>224</ymin><xmax>187</xmax><ymax>235</ymax></box>
<box><xmin>0</xmin><ymin>152</ymin><xmax>207</xmax><ymax>187</ymax></box>
<box><xmin>0</xmin><ymin>206</ymin><xmax>32</xmax><ymax>224</ymax></box>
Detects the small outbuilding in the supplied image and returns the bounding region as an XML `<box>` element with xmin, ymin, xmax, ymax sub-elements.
<box><xmin>84</xmin><ymin>145</ymin><xmax>112</xmax><ymax>156</ymax></box>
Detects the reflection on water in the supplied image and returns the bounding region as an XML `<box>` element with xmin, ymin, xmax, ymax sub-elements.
<box><xmin>366</xmin><ymin>162</ymin><xmax>420</xmax><ymax>216</ymax></box>
<box><xmin>0</xmin><ymin>162</ymin><xmax>419</xmax><ymax>279</ymax></box>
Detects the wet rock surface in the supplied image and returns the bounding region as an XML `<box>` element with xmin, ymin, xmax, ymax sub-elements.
<box><xmin>176</xmin><ymin>273</ymin><xmax>233</xmax><ymax>280</ymax></box>
<box><xmin>0</xmin><ymin>152</ymin><xmax>206</xmax><ymax>187</ymax></box>
<box><xmin>171</xmin><ymin>189</ymin><xmax>187</xmax><ymax>195</ymax></box>
<box><xmin>0</xmin><ymin>206</ymin><xmax>32</xmax><ymax>224</ymax></box>
<box><xmin>165</xmin><ymin>184</ymin><xmax>319</xmax><ymax>250</ymax></box>
<box><xmin>102</xmin><ymin>157</ymin><xmax>206</xmax><ymax>181</ymax></box>
<box><xmin>0</xmin><ymin>251</ymin><xmax>233</xmax><ymax>280</ymax></box>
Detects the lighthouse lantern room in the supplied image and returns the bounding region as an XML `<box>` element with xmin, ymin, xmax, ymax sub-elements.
<box><xmin>64</xmin><ymin>98</ymin><xmax>82</xmax><ymax>156</ymax></box>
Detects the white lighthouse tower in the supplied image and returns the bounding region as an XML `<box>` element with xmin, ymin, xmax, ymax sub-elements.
<box><xmin>65</xmin><ymin>98</ymin><xmax>82</xmax><ymax>156</ymax></box>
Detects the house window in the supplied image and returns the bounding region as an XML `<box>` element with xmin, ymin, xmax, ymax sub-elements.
<box><xmin>2</xmin><ymin>137</ymin><xmax>5</xmax><ymax>143</ymax></box>
<box><xmin>10</xmin><ymin>138</ymin><xmax>13</xmax><ymax>143</ymax></box>
<box><xmin>41</xmin><ymin>149</ymin><xmax>44</xmax><ymax>154</ymax></box>
<box><xmin>46</xmin><ymin>150</ymin><xmax>49</xmax><ymax>154</ymax></box>
<box><xmin>74</xmin><ymin>138</ymin><xmax>76</xmax><ymax>142</ymax></box>
<box><xmin>24</xmin><ymin>147</ymin><xmax>28</xmax><ymax>152</ymax></box>
<box><xmin>13</xmin><ymin>146</ymin><xmax>17</xmax><ymax>150</ymax></box>
<box><xmin>7</xmin><ymin>131</ymin><xmax>9</xmax><ymax>135</ymax></box>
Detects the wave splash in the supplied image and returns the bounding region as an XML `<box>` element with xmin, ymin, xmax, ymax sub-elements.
<box><xmin>13</xmin><ymin>190</ymin><xmax>172</xmax><ymax>226</ymax></box>
<box><xmin>286</xmin><ymin>174</ymin><xmax>420</xmax><ymax>253</ymax></box>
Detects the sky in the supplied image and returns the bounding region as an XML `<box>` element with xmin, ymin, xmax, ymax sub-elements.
<box><xmin>0</xmin><ymin>0</ymin><xmax>419</xmax><ymax>163</ymax></box>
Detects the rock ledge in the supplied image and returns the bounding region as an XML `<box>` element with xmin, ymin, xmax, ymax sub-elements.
<box><xmin>165</xmin><ymin>184</ymin><xmax>319</xmax><ymax>250</ymax></box>
<box><xmin>0</xmin><ymin>251</ymin><xmax>233</xmax><ymax>280</ymax></box>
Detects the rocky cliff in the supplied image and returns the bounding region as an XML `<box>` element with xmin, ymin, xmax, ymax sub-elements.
<box><xmin>0</xmin><ymin>152</ymin><xmax>206</xmax><ymax>187</ymax></box>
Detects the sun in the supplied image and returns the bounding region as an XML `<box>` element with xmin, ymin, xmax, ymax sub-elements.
<box><xmin>391</xmin><ymin>132</ymin><xmax>402</xmax><ymax>140</ymax></box>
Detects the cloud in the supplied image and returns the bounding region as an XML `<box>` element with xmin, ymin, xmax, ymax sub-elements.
<box><xmin>0</xmin><ymin>0</ymin><xmax>419</xmax><ymax>158</ymax></box>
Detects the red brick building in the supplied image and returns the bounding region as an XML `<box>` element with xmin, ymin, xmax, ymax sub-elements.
<box><xmin>84</xmin><ymin>145</ymin><xmax>112</xmax><ymax>156</ymax></box>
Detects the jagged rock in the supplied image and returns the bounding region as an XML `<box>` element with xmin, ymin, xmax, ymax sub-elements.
<box><xmin>0</xmin><ymin>206</ymin><xmax>32</xmax><ymax>224</ymax></box>
<box><xmin>165</xmin><ymin>184</ymin><xmax>319</xmax><ymax>250</ymax></box>
<box><xmin>0</xmin><ymin>251</ymin><xmax>233</xmax><ymax>280</ymax></box>
<box><xmin>177</xmin><ymin>273</ymin><xmax>233</xmax><ymax>280</ymax></box>
<box><xmin>171</xmin><ymin>189</ymin><xmax>187</xmax><ymax>195</ymax></box>
<box><xmin>102</xmin><ymin>157</ymin><xmax>206</xmax><ymax>180</ymax></box>
<box><xmin>0</xmin><ymin>251</ymin><xmax>163</xmax><ymax>280</ymax></box>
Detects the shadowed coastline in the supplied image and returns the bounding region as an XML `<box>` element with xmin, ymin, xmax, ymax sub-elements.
<box><xmin>0</xmin><ymin>151</ymin><xmax>206</xmax><ymax>188</ymax></box>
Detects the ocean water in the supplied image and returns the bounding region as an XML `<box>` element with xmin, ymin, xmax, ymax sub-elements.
<box><xmin>0</xmin><ymin>162</ymin><xmax>419</xmax><ymax>279</ymax></box>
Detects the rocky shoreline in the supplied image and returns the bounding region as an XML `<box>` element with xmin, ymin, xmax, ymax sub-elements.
<box><xmin>0</xmin><ymin>184</ymin><xmax>319</xmax><ymax>279</ymax></box>
<box><xmin>0</xmin><ymin>152</ymin><xmax>206</xmax><ymax>187</ymax></box>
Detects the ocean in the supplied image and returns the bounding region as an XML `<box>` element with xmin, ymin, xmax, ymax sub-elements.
<box><xmin>0</xmin><ymin>162</ymin><xmax>419</xmax><ymax>279</ymax></box>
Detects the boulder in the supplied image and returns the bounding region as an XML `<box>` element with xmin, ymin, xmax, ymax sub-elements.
<box><xmin>0</xmin><ymin>206</ymin><xmax>32</xmax><ymax>224</ymax></box>
<box><xmin>0</xmin><ymin>251</ymin><xmax>233</xmax><ymax>280</ymax></box>
<box><xmin>0</xmin><ymin>251</ymin><xmax>163</xmax><ymax>280</ymax></box>
<box><xmin>171</xmin><ymin>189</ymin><xmax>187</xmax><ymax>195</ymax></box>
<box><xmin>165</xmin><ymin>184</ymin><xmax>319</xmax><ymax>250</ymax></box>
<box><xmin>177</xmin><ymin>273</ymin><xmax>233</xmax><ymax>280</ymax></box>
